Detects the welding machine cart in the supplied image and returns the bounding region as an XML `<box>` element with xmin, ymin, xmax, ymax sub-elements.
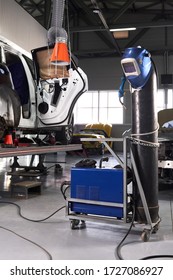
<box><xmin>66</xmin><ymin>137</ymin><xmax>160</xmax><ymax>241</ymax></box>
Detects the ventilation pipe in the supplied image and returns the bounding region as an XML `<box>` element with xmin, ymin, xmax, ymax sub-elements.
<box><xmin>48</xmin><ymin>0</ymin><xmax>70</xmax><ymax>66</ymax></box>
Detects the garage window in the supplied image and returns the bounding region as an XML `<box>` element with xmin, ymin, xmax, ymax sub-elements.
<box><xmin>74</xmin><ymin>89</ymin><xmax>172</xmax><ymax>125</ymax></box>
<box><xmin>157</xmin><ymin>89</ymin><xmax>173</xmax><ymax>111</ymax></box>
<box><xmin>74</xmin><ymin>90</ymin><xmax>123</xmax><ymax>124</ymax></box>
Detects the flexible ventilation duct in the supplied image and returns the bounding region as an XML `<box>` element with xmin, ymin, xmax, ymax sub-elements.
<box><xmin>51</xmin><ymin>0</ymin><xmax>65</xmax><ymax>28</ymax></box>
<box><xmin>48</xmin><ymin>0</ymin><xmax>66</xmax><ymax>45</ymax></box>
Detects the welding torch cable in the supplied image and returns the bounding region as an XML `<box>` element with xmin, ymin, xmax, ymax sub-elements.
<box><xmin>115</xmin><ymin>203</ymin><xmax>173</xmax><ymax>260</ymax></box>
<box><xmin>60</xmin><ymin>180</ymin><xmax>70</xmax><ymax>200</ymax></box>
<box><xmin>141</xmin><ymin>254</ymin><xmax>173</xmax><ymax>260</ymax></box>
<box><xmin>0</xmin><ymin>201</ymin><xmax>65</xmax><ymax>222</ymax></box>
<box><xmin>0</xmin><ymin>225</ymin><xmax>52</xmax><ymax>260</ymax></box>
<box><xmin>116</xmin><ymin>238</ymin><xmax>173</xmax><ymax>260</ymax></box>
<box><xmin>115</xmin><ymin>204</ymin><xmax>136</xmax><ymax>260</ymax></box>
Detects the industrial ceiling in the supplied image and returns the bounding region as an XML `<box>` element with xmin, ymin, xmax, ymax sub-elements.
<box><xmin>14</xmin><ymin>0</ymin><xmax>173</xmax><ymax>58</ymax></box>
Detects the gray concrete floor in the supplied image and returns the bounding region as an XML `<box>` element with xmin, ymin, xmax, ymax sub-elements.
<box><xmin>0</xmin><ymin>151</ymin><xmax>173</xmax><ymax>260</ymax></box>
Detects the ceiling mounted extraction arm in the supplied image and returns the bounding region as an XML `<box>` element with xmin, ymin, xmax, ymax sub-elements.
<box><xmin>48</xmin><ymin>0</ymin><xmax>70</xmax><ymax>66</ymax></box>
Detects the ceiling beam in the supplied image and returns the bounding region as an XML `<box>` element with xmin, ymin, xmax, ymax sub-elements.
<box><xmin>73</xmin><ymin>48</ymin><xmax>173</xmax><ymax>58</ymax></box>
<box><xmin>90</xmin><ymin>0</ymin><xmax>121</xmax><ymax>55</ymax></box>
<box><xmin>110</xmin><ymin>0</ymin><xmax>137</xmax><ymax>22</ymax></box>
<box><xmin>70</xmin><ymin>0</ymin><xmax>121</xmax><ymax>54</ymax></box>
<box><xmin>70</xmin><ymin>19</ymin><xmax>173</xmax><ymax>33</ymax></box>
<box><xmin>125</xmin><ymin>14</ymin><xmax>161</xmax><ymax>48</ymax></box>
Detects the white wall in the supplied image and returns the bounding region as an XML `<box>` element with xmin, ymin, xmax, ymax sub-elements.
<box><xmin>0</xmin><ymin>0</ymin><xmax>47</xmax><ymax>55</ymax></box>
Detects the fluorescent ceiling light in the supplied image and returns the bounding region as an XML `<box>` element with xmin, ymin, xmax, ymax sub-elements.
<box><xmin>93</xmin><ymin>9</ymin><xmax>100</xmax><ymax>14</ymax></box>
<box><xmin>110</xmin><ymin>27</ymin><xmax>136</xmax><ymax>32</ymax></box>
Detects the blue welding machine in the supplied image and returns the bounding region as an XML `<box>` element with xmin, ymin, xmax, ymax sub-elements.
<box><xmin>70</xmin><ymin>167</ymin><xmax>124</xmax><ymax>218</ymax></box>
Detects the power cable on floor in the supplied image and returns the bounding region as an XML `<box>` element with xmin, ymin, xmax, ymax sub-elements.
<box><xmin>0</xmin><ymin>180</ymin><xmax>70</xmax><ymax>222</ymax></box>
<box><xmin>115</xmin><ymin>203</ymin><xmax>173</xmax><ymax>260</ymax></box>
<box><xmin>0</xmin><ymin>225</ymin><xmax>53</xmax><ymax>260</ymax></box>
<box><xmin>0</xmin><ymin>200</ymin><xmax>65</xmax><ymax>260</ymax></box>
<box><xmin>0</xmin><ymin>201</ymin><xmax>65</xmax><ymax>222</ymax></box>
<box><xmin>140</xmin><ymin>254</ymin><xmax>173</xmax><ymax>260</ymax></box>
<box><xmin>0</xmin><ymin>183</ymin><xmax>68</xmax><ymax>260</ymax></box>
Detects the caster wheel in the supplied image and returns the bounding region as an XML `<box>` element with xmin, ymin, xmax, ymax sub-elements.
<box><xmin>80</xmin><ymin>220</ymin><xmax>86</xmax><ymax>229</ymax></box>
<box><xmin>70</xmin><ymin>219</ymin><xmax>79</xmax><ymax>230</ymax></box>
<box><xmin>152</xmin><ymin>218</ymin><xmax>161</xmax><ymax>234</ymax></box>
<box><xmin>152</xmin><ymin>223</ymin><xmax>159</xmax><ymax>234</ymax></box>
<box><xmin>141</xmin><ymin>229</ymin><xmax>150</xmax><ymax>242</ymax></box>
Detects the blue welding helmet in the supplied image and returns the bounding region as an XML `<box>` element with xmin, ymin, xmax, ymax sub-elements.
<box><xmin>121</xmin><ymin>47</ymin><xmax>152</xmax><ymax>89</ymax></box>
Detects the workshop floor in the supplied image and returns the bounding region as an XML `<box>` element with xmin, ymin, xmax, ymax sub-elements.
<box><xmin>0</xmin><ymin>151</ymin><xmax>173</xmax><ymax>260</ymax></box>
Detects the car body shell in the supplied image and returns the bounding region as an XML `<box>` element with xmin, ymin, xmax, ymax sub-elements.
<box><xmin>0</xmin><ymin>40</ymin><xmax>88</xmax><ymax>143</ymax></box>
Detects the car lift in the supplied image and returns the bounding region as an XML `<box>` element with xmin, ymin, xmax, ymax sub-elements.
<box><xmin>0</xmin><ymin>144</ymin><xmax>82</xmax><ymax>176</ymax></box>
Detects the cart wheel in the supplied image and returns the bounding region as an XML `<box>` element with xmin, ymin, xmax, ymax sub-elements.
<box><xmin>141</xmin><ymin>229</ymin><xmax>150</xmax><ymax>242</ymax></box>
<box><xmin>80</xmin><ymin>220</ymin><xmax>86</xmax><ymax>229</ymax></box>
<box><xmin>152</xmin><ymin>222</ymin><xmax>160</xmax><ymax>234</ymax></box>
<box><xmin>70</xmin><ymin>219</ymin><xmax>80</xmax><ymax>230</ymax></box>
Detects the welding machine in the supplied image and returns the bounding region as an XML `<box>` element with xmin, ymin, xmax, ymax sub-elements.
<box><xmin>70</xmin><ymin>167</ymin><xmax>124</xmax><ymax>218</ymax></box>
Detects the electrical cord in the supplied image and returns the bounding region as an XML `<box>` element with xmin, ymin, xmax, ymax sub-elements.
<box><xmin>119</xmin><ymin>97</ymin><xmax>127</xmax><ymax>110</ymax></box>
<box><xmin>0</xmin><ymin>180</ymin><xmax>70</xmax><ymax>222</ymax></box>
<box><xmin>60</xmin><ymin>180</ymin><xmax>70</xmax><ymax>200</ymax></box>
<box><xmin>0</xmin><ymin>181</ymin><xmax>68</xmax><ymax>260</ymax></box>
<box><xmin>140</xmin><ymin>254</ymin><xmax>173</xmax><ymax>260</ymax></box>
<box><xmin>63</xmin><ymin>186</ymin><xmax>70</xmax><ymax>199</ymax></box>
<box><xmin>115</xmin><ymin>204</ymin><xmax>136</xmax><ymax>260</ymax></box>
<box><xmin>0</xmin><ymin>189</ymin><xmax>67</xmax><ymax>259</ymax></box>
<box><xmin>0</xmin><ymin>225</ymin><xmax>52</xmax><ymax>260</ymax></box>
<box><xmin>46</xmin><ymin>164</ymin><xmax>56</xmax><ymax>170</ymax></box>
<box><xmin>0</xmin><ymin>201</ymin><xmax>65</xmax><ymax>222</ymax></box>
<box><xmin>115</xmin><ymin>203</ymin><xmax>173</xmax><ymax>260</ymax></box>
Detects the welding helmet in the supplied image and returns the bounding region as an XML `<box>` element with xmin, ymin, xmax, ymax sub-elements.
<box><xmin>121</xmin><ymin>47</ymin><xmax>152</xmax><ymax>89</ymax></box>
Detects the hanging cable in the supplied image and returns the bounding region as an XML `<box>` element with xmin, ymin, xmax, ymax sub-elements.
<box><xmin>60</xmin><ymin>180</ymin><xmax>70</xmax><ymax>200</ymax></box>
<box><xmin>115</xmin><ymin>204</ymin><xmax>135</xmax><ymax>259</ymax></box>
<box><xmin>118</xmin><ymin>75</ymin><xmax>127</xmax><ymax>109</ymax></box>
